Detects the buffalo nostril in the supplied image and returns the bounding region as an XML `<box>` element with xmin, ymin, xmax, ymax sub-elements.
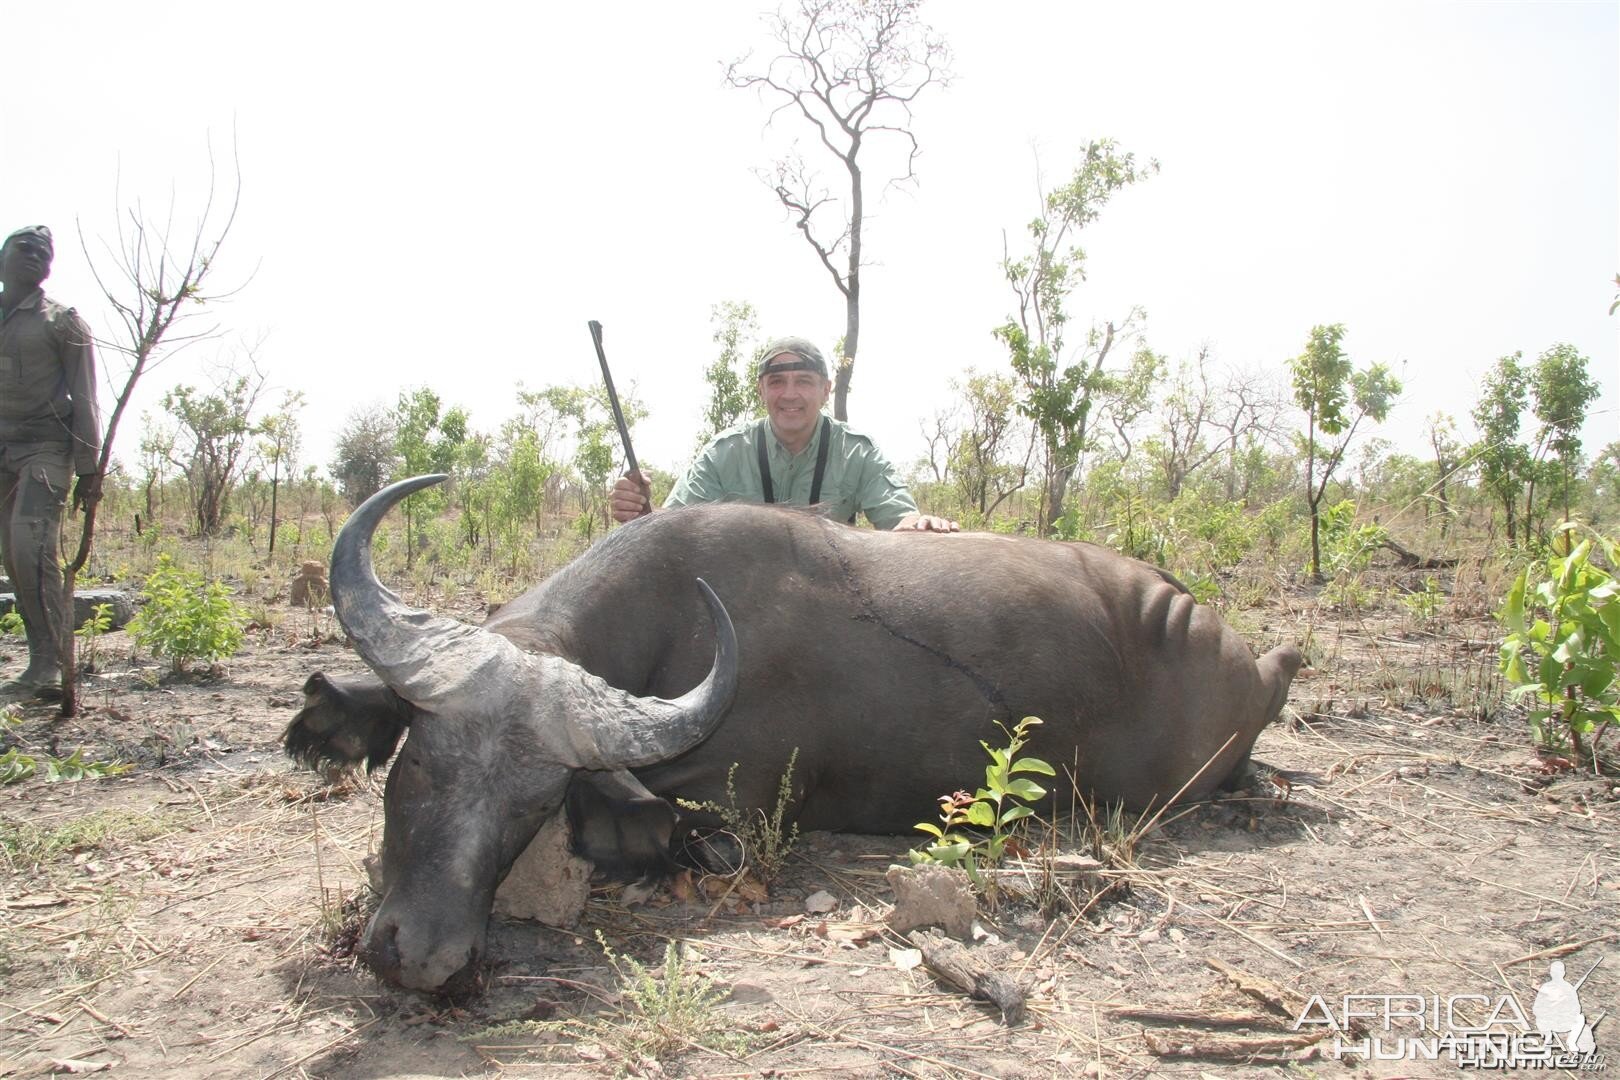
<box><xmin>361</xmin><ymin>917</ymin><xmax>402</xmax><ymax>981</ymax></box>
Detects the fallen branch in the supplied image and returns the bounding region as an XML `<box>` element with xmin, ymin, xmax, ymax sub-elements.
<box><xmin>1108</xmin><ymin>1005</ymin><xmax>1275</xmax><ymax>1027</ymax></box>
<box><xmin>906</xmin><ymin>929</ymin><xmax>1027</xmax><ymax>1025</ymax></box>
<box><xmin>1142</xmin><ymin>1028</ymin><xmax>1322</xmax><ymax>1061</ymax></box>
<box><xmin>1203</xmin><ymin>957</ymin><xmax>1307</xmax><ymax>1021</ymax></box>
<box><xmin>1379</xmin><ymin>537</ymin><xmax>1457</xmax><ymax>569</ymax></box>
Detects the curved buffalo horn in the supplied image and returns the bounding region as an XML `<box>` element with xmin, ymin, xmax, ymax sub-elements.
<box><xmin>541</xmin><ymin>577</ymin><xmax>739</xmax><ymax>769</ymax></box>
<box><xmin>330</xmin><ymin>473</ymin><xmax>533</xmax><ymax>710</ymax></box>
<box><xmin>331</xmin><ymin>475</ymin><xmax>739</xmax><ymax>765</ymax></box>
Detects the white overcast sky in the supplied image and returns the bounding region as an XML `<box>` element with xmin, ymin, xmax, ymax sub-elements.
<box><xmin>7</xmin><ymin>0</ymin><xmax>1617</xmax><ymax>483</ymax></box>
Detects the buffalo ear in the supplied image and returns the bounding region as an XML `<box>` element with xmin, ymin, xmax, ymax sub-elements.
<box><xmin>565</xmin><ymin>770</ymin><xmax>678</xmax><ymax>881</ymax></box>
<box><xmin>282</xmin><ymin>671</ymin><xmax>410</xmax><ymax>775</ymax></box>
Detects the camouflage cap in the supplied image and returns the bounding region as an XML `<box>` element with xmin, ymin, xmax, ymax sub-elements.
<box><xmin>757</xmin><ymin>336</ymin><xmax>828</xmax><ymax>379</ymax></box>
<box><xmin>2</xmin><ymin>225</ymin><xmax>53</xmax><ymax>258</ymax></box>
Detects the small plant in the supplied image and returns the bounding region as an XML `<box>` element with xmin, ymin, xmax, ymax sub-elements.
<box><xmin>472</xmin><ymin>932</ymin><xmax>751</xmax><ymax>1065</ymax></box>
<box><xmin>0</xmin><ymin>611</ymin><xmax>22</xmax><ymax>637</ymax></box>
<box><xmin>0</xmin><ymin>748</ymin><xmax>132</xmax><ymax>786</ymax></box>
<box><xmin>594</xmin><ymin>933</ymin><xmax>745</xmax><ymax>1059</ymax></box>
<box><xmin>127</xmin><ymin>554</ymin><xmax>247</xmax><ymax>672</ymax></box>
<box><xmin>1499</xmin><ymin>523</ymin><xmax>1620</xmax><ymax>760</ymax></box>
<box><xmin>0</xmin><ymin>749</ymin><xmax>35</xmax><ymax>784</ymax></box>
<box><xmin>76</xmin><ymin>602</ymin><xmax>114</xmax><ymax>672</ymax></box>
<box><xmin>1310</xmin><ymin>499</ymin><xmax>1390</xmax><ymax>579</ymax></box>
<box><xmin>677</xmin><ymin>748</ymin><xmax>800</xmax><ymax>884</ymax></box>
<box><xmin>1401</xmin><ymin>577</ymin><xmax>1446</xmax><ymax>623</ymax></box>
<box><xmin>912</xmin><ymin>716</ymin><xmax>1055</xmax><ymax>886</ymax></box>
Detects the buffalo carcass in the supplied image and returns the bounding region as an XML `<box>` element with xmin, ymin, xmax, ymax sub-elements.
<box><xmin>284</xmin><ymin>475</ymin><xmax>1300</xmax><ymax>992</ymax></box>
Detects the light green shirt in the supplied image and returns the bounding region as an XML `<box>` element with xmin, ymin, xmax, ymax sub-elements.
<box><xmin>665</xmin><ymin>415</ymin><xmax>919</xmax><ymax>529</ymax></box>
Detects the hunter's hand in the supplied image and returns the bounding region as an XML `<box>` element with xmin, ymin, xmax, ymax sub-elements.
<box><xmin>72</xmin><ymin>472</ymin><xmax>103</xmax><ymax>514</ymax></box>
<box><xmin>893</xmin><ymin>512</ymin><xmax>960</xmax><ymax>533</ymax></box>
<box><xmin>609</xmin><ymin>471</ymin><xmax>653</xmax><ymax>523</ymax></box>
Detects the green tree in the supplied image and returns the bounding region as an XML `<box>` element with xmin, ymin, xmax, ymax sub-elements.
<box><xmin>449</xmin><ymin>432</ymin><xmax>493</xmax><ymax>551</ymax></box>
<box><xmin>163</xmin><ymin>360</ymin><xmax>269</xmax><ymax>537</ymax></box>
<box><xmin>1525</xmin><ymin>343</ymin><xmax>1599</xmax><ymax>533</ymax></box>
<box><xmin>1100</xmin><ymin>345</ymin><xmax>1166</xmax><ymax>465</ymax></box>
<box><xmin>700</xmin><ymin>301</ymin><xmax>765</xmax><ymax>448</ymax></box>
<box><xmin>390</xmin><ymin>387</ymin><xmax>468</xmax><ymax>566</ymax></box>
<box><xmin>136</xmin><ymin>414</ymin><xmax>177</xmax><ymax>529</ymax></box>
<box><xmin>331</xmin><ymin>404</ymin><xmax>398</xmax><ymax>507</ymax></box>
<box><xmin>491</xmin><ymin>427</ymin><xmax>554</xmax><ymax>571</ymax></box>
<box><xmin>1425</xmin><ymin>412</ymin><xmax>1461</xmax><ymax>533</ymax></box>
<box><xmin>726</xmin><ymin>0</ymin><xmax>951</xmax><ymax>420</ymax></box>
<box><xmin>994</xmin><ymin>139</ymin><xmax>1158</xmax><ymax>535</ymax></box>
<box><xmin>1589</xmin><ymin>441</ymin><xmax>1620</xmax><ymax>528</ymax></box>
<box><xmin>256</xmin><ymin>391</ymin><xmax>304</xmax><ymax>557</ymax></box>
<box><xmin>535</xmin><ymin>385</ymin><xmax>645</xmax><ymax>540</ymax></box>
<box><xmin>1471</xmin><ymin>352</ymin><xmax>1532</xmax><ymax>543</ymax></box>
<box><xmin>947</xmin><ymin>370</ymin><xmax>1032</xmax><ymax>519</ymax></box>
<box><xmin>1288</xmin><ymin>324</ymin><xmax>1401</xmax><ymax>582</ymax></box>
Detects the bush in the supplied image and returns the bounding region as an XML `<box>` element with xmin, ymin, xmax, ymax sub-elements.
<box><xmin>127</xmin><ymin>554</ymin><xmax>248</xmax><ymax>672</ymax></box>
<box><xmin>1499</xmin><ymin>524</ymin><xmax>1619</xmax><ymax>759</ymax></box>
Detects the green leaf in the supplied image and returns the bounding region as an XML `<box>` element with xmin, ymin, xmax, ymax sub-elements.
<box><xmin>1002</xmin><ymin>778</ymin><xmax>1048</xmax><ymax>802</ymax></box>
<box><xmin>0</xmin><ymin>749</ymin><xmax>36</xmax><ymax>784</ymax></box>
<box><xmin>914</xmin><ymin>822</ymin><xmax>944</xmax><ymax>838</ymax></box>
<box><xmin>964</xmin><ymin>802</ymin><xmax>996</xmax><ymax>828</ymax></box>
<box><xmin>1552</xmin><ymin>628</ymin><xmax>1586</xmax><ymax>665</ymax></box>
<box><xmin>1500</xmin><ymin>569</ymin><xmax>1528</xmax><ymax>635</ymax></box>
<box><xmin>1010</xmin><ymin>757</ymin><xmax>1056</xmax><ymax>776</ymax></box>
<box><xmin>999</xmin><ymin>804</ymin><xmax>1034</xmax><ymax>827</ymax></box>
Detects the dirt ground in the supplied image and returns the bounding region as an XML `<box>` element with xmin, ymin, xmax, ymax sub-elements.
<box><xmin>1</xmin><ymin>566</ymin><xmax>1616</xmax><ymax>1079</ymax></box>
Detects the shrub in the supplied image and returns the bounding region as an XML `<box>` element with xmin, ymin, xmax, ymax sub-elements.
<box><xmin>677</xmin><ymin>749</ymin><xmax>800</xmax><ymax>885</ymax></box>
<box><xmin>1499</xmin><ymin>524</ymin><xmax>1619</xmax><ymax>760</ymax></box>
<box><xmin>127</xmin><ymin>554</ymin><xmax>247</xmax><ymax>672</ymax></box>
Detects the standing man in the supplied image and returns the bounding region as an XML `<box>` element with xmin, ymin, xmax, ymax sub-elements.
<box><xmin>610</xmin><ymin>336</ymin><xmax>956</xmax><ymax>531</ymax></box>
<box><xmin>0</xmin><ymin>227</ymin><xmax>102</xmax><ymax>698</ymax></box>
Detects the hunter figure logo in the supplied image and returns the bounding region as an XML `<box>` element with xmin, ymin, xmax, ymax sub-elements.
<box><xmin>1535</xmin><ymin>961</ymin><xmax>1599</xmax><ymax>1056</ymax></box>
<box><xmin>1294</xmin><ymin>957</ymin><xmax>1607</xmax><ymax>1069</ymax></box>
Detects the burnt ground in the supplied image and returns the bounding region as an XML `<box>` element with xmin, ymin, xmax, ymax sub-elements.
<box><xmin>0</xmin><ymin>571</ymin><xmax>1616</xmax><ymax>1079</ymax></box>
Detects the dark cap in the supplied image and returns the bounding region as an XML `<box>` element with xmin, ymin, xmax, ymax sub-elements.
<box><xmin>757</xmin><ymin>336</ymin><xmax>828</xmax><ymax>379</ymax></box>
<box><xmin>2</xmin><ymin>226</ymin><xmax>53</xmax><ymax>259</ymax></box>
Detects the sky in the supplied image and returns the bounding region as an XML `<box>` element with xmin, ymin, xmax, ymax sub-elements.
<box><xmin>7</xmin><ymin>0</ymin><xmax>1617</xmax><ymax>486</ymax></box>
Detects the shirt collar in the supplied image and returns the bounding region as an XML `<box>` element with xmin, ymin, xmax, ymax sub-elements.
<box><xmin>0</xmin><ymin>287</ymin><xmax>45</xmax><ymax>323</ymax></box>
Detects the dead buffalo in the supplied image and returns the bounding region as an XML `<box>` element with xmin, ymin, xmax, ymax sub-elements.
<box><xmin>284</xmin><ymin>474</ymin><xmax>1300</xmax><ymax>992</ymax></box>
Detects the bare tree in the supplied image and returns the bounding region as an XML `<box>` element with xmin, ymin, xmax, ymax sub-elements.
<box><xmin>727</xmin><ymin>0</ymin><xmax>950</xmax><ymax>420</ymax></box>
<box><xmin>1152</xmin><ymin>350</ymin><xmax>1287</xmax><ymax>500</ymax></box>
<box><xmin>61</xmin><ymin>143</ymin><xmax>244</xmax><ymax>715</ymax></box>
<box><xmin>917</xmin><ymin>399</ymin><xmax>960</xmax><ymax>485</ymax></box>
<box><xmin>1209</xmin><ymin>365</ymin><xmax>1289</xmax><ymax>502</ymax></box>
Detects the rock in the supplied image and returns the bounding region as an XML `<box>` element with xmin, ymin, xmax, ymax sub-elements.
<box><xmin>885</xmin><ymin>863</ymin><xmax>976</xmax><ymax>940</ymax></box>
<box><xmin>0</xmin><ymin>588</ymin><xmax>134</xmax><ymax>632</ymax></box>
<box><xmin>493</xmin><ymin>812</ymin><xmax>591</xmax><ymax>928</ymax></box>
<box><xmin>804</xmin><ymin>889</ymin><xmax>838</xmax><ymax>914</ymax></box>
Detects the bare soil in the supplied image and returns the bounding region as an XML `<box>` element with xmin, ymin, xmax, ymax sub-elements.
<box><xmin>1</xmin><ymin>567</ymin><xmax>1615</xmax><ymax>1079</ymax></box>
